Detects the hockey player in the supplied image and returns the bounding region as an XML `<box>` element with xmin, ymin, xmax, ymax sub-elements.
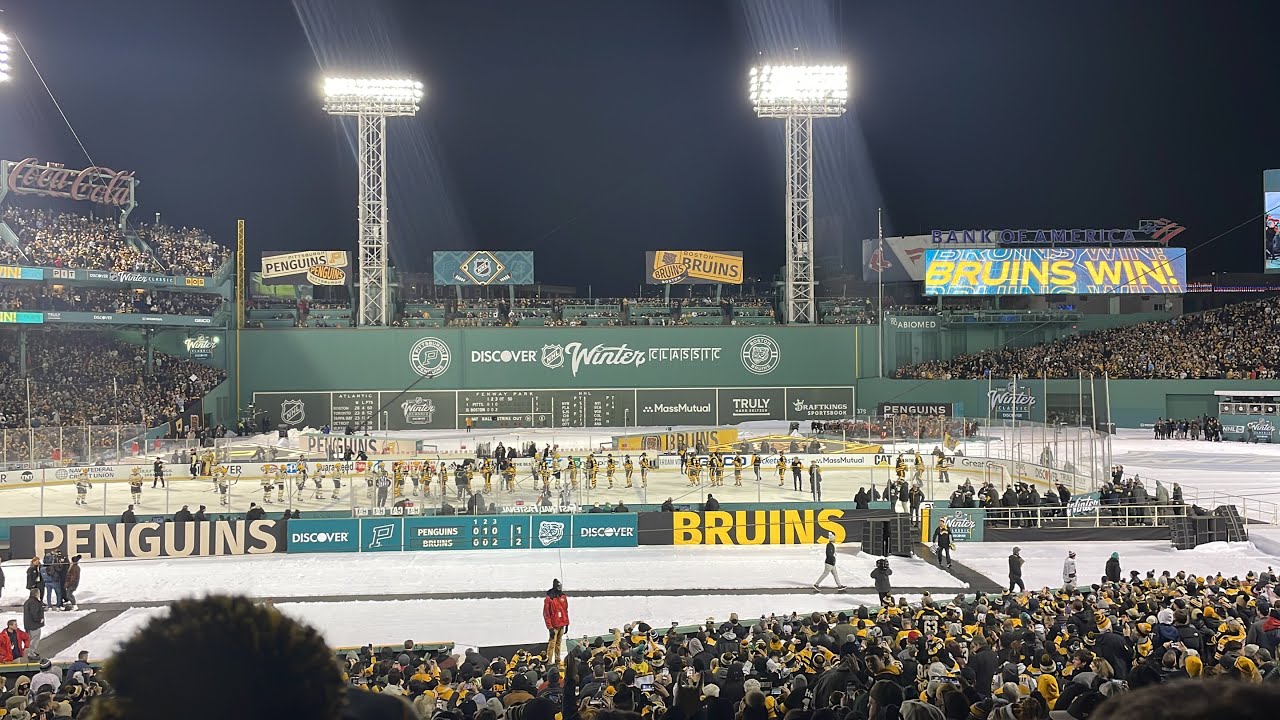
<box><xmin>482</xmin><ymin>458</ymin><xmax>494</xmax><ymax>494</ymax></box>
<box><xmin>273</xmin><ymin>466</ymin><xmax>286</xmax><ymax>503</ymax></box>
<box><xmin>605</xmin><ymin>455</ymin><xmax>616</xmax><ymax>489</ymax></box>
<box><xmin>260</xmin><ymin>473</ymin><xmax>274</xmax><ymax>504</ymax></box>
<box><xmin>733</xmin><ymin>455</ymin><xmax>744</xmax><ymax>486</ymax></box>
<box><xmin>638</xmin><ymin>453</ymin><xmax>649</xmax><ymax>488</ymax></box>
<box><xmin>330</xmin><ymin>465</ymin><xmax>342</xmax><ymax>500</ymax></box>
<box><xmin>503</xmin><ymin>461</ymin><xmax>517</xmax><ymax>493</ymax></box>
<box><xmin>312</xmin><ymin>468</ymin><xmax>325</xmax><ymax>500</ymax></box>
<box><xmin>776</xmin><ymin>454</ymin><xmax>786</xmax><ymax>486</ymax></box>
<box><xmin>751</xmin><ymin>452</ymin><xmax>762</xmax><ymax>484</ymax></box>
<box><xmin>295</xmin><ymin>463</ymin><xmax>309</xmax><ymax>499</ymax></box>
<box><xmin>152</xmin><ymin>457</ymin><xmax>166</xmax><ymax>489</ymax></box>
<box><xmin>74</xmin><ymin>470</ymin><xmax>92</xmax><ymax>506</ymax></box>
<box><xmin>937</xmin><ymin>454</ymin><xmax>952</xmax><ymax>483</ymax></box>
<box><xmin>586</xmin><ymin>455</ymin><xmax>598</xmax><ymax>490</ymax></box>
<box><xmin>539</xmin><ymin>458</ymin><xmax>552</xmax><ymax>494</ymax></box>
<box><xmin>217</xmin><ymin>471</ymin><xmax>230</xmax><ymax>506</ymax></box>
<box><xmin>567</xmin><ymin>456</ymin><xmax>579</xmax><ymax>489</ymax></box>
<box><xmin>437</xmin><ymin>459</ymin><xmax>448</xmax><ymax>494</ymax></box>
<box><xmin>623</xmin><ymin>455</ymin><xmax>634</xmax><ymax>488</ymax></box>
<box><xmin>687</xmin><ymin>457</ymin><xmax>700</xmax><ymax>487</ymax></box>
<box><xmin>127</xmin><ymin>469</ymin><xmax>144</xmax><ymax>507</ymax></box>
<box><xmin>894</xmin><ymin>454</ymin><xmax>907</xmax><ymax>482</ymax></box>
<box><xmin>913</xmin><ymin>451</ymin><xmax>924</xmax><ymax>484</ymax></box>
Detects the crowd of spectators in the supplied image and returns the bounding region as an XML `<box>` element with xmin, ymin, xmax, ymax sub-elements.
<box><xmin>133</xmin><ymin>223</ymin><xmax>229</xmax><ymax>276</ymax></box>
<box><xmin>1</xmin><ymin>206</ymin><xmax>229</xmax><ymax>277</ymax></box>
<box><xmin>8</xmin><ymin>564</ymin><xmax>1280</xmax><ymax>720</ymax></box>
<box><xmin>2</xmin><ymin>207</ymin><xmax>155</xmax><ymax>272</ymax></box>
<box><xmin>897</xmin><ymin>298</ymin><xmax>1280</xmax><ymax>380</ymax></box>
<box><xmin>0</xmin><ymin>286</ymin><xmax>222</xmax><ymax>315</ymax></box>
<box><xmin>813</xmin><ymin>417</ymin><xmax>979</xmax><ymax>443</ymax></box>
<box><xmin>0</xmin><ymin>332</ymin><xmax>225</xmax><ymax>435</ymax></box>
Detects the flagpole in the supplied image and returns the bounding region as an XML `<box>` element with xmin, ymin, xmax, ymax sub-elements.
<box><xmin>877</xmin><ymin>208</ymin><xmax>884</xmax><ymax>378</ymax></box>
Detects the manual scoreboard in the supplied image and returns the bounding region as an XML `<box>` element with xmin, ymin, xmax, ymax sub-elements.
<box><xmin>403</xmin><ymin>516</ymin><xmax>527</xmax><ymax>551</ymax></box>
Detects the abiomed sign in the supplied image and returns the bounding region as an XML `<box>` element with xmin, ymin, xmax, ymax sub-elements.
<box><xmin>10</xmin><ymin>521</ymin><xmax>286</xmax><ymax>560</ymax></box>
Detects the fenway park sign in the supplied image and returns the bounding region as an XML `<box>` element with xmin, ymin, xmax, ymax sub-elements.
<box><xmin>2</xmin><ymin>157</ymin><xmax>137</xmax><ymax>207</ymax></box>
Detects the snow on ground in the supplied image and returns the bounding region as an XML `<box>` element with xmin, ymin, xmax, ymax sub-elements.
<box><xmin>958</xmin><ymin>541</ymin><xmax>1280</xmax><ymax>591</ymax></box>
<box><xmin>52</xmin><ymin>606</ymin><xmax>165</xmax><ymax>661</ymax></box>
<box><xmin>53</xmin><ymin>592</ymin><xmax>908</xmax><ymax>662</ymax></box>
<box><xmin>3</xmin><ymin>609</ymin><xmax>95</xmax><ymax>638</ymax></box>
<box><xmin>0</xmin><ymin>545</ymin><xmax>964</xmax><ymax>606</ymax></box>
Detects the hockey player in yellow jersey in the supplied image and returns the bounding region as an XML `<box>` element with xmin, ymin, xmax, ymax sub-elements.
<box><xmin>504</xmin><ymin>462</ymin><xmax>517</xmax><ymax>493</ymax></box>
<box><xmin>482</xmin><ymin>458</ymin><xmax>494</xmax><ymax>494</ymax></box>
<box><xmin>605</xmin><ymin>455</ymin><xmax>617</xmax><ymax>489</ymax></box>
<box><xmin>623</xmin><ymin>455</ymin><xmax>634</xmax><ymax>488</ymax></box>
<box><xmin>895</xmin><ymin>454</ymin><xmax>907</xmax><ymax>481</ymax></box>
<box><xmin>912</xmin><ymin>452</ymin><xmax>924</xmax><ymax>483</ymax></box>
<box><xmin>586</xmin><ymin>455</ymin><xmax>598</xmax><ymax>489</ymax></box>
<box><xmin>751</xmin><ymin>452</ymin><xmax>762</xmax><ymax>483</ymax></box>
<box><xmin>733</xmin><ymin>455</ymin><xmax>744</xmax><ymax>486</ymax></box>
<box><xmin>638</xmin><ymin>453</ymin><xmax>649</xmax><ymax>488</ymax></box>
<box><xmin>128</xmin><ymin>468</ymin><xmax>144</xmax><ymax>506</ymax></box>
<box><xmin>540</xmin><ymin>459</ymin><xmax>552</xmax><ymax>494</ymax></box>
<box><xmin>776</xmin><ymin>455</ymin><xmax>786</xmax><ymax>486</ymax></box>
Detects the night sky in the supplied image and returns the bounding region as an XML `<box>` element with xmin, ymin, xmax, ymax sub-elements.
<box><xmin>1</xmin><ymin>0</ymin><xmax>1277</xmax><ymax>290</ymax></box>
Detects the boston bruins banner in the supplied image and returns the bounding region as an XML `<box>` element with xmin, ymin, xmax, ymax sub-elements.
<box><xmin>646</xmin><ymin>250</ymin><xmax>744</xmax><ymax>285</ymax></box>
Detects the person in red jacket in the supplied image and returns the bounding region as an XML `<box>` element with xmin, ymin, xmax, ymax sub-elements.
<box><xmin>543</xmin><ymin>578</ymin><xmax>569</xmax><ymax>664</ymax></box>
<box><xmin>1</xmin><ymin>618</ymin><xmax>30</xmax><ymax>663</ymax></box>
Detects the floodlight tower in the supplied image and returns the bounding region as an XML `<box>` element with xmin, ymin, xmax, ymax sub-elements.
<box><xmin>749</xmin><ymin>64</ymin><xmax>848</xmax><ymax>324</ymax></box>
<box><xmin>0</xmin><ymin>30</ymin><xmax>12</xmax><ymax>83</ymax></box>
<box><xmin>323</xmin><ymin>77</ymin><xmax>423</xmax><ymax>327</ymax></box>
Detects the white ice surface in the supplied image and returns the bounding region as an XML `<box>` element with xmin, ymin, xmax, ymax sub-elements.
<box><xmin>958</xmin><ymin>541</ymin><xmax>1280</xmax><ymax>591</ymax></box>
<box><xmin>0</xmin><ymin>608</ymin><xmax>95</xmax><ymax>640</ymax></box>
<box><xmin>1</xmin><ymin>545</ymin><xmax>963</xmax><ymax>606</ymax></box>
<box><xmin>55</xmin><ymin>593</ymin><xmax>905</xmax><ymax>662</ymax></box>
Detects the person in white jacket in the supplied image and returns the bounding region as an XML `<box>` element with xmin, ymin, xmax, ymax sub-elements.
<box><xmin>1063</xmin><ymin>550</ymin><xmax>1078</xmax><ymax>593</ymax></box>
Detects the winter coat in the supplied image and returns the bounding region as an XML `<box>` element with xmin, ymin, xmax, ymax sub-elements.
<box><xmin>1063</xmin><ymin>558</ymin><xmax>1077</xmax><ymax>585</ymax></box>
<box><xmin>1008</xmin><ymin>554</ymin><xmax>1024</xmax><ymax>580</ymax></box>
<box><xmin>64</xmin><ymin>563</ymin><xmax>81</xmax><ymax>593</ymax></box>
<box><xmin>854</xmin><ymin>490</ymin><xmax>870</xmax><ymax>510</ymax></box>
<box><xmin>1093</xmin><ymin>631</ymin><xmax>1131</xmax><ymax>680</ymax></box>
<box><xmin>0</xmin><ymin>627</ymin><xmax>30</xmax><ymax>662</ymax></box>
<box><xmin>0</xmin><ymin>563</ymin><xmax>4</xmax><ymax>590</ymax></box>
<box><xmin>931</xmin><ymin>528</ymin><xmax>952</xmax><ymax>549</ymax></box>
<box><xmin>543</xmin><ymin>592</ymin><xmax>569</xmax><ymax>630</ymax></box>
<box><xmin>26</xmin><ymin>564</ymin><xmax>42</xmax><ymax>591</ymax></box>
<box><xmin>24</xmin><ymin>595</ymin><xmax>45</xmax><ymax>631</ymax></box>
<box><xmin>1105</xmin><ymin>557</ymin><xmax>1121</xmax><ymax>583</ymax></box>
<box><xmin>825</xmin><ymin>542</ymin><xmax>837</xmax><ymax>566</ymax></box>
<box><xmin>871</xmin><ymin>566</ymin><xmax>892</xmax><ymax>595</ymax></box>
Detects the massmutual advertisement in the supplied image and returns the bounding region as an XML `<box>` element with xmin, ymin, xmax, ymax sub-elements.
<box><xmin>646</xmin><ymin>250</ymin><xmax>744</xmax><ymax>285</ymax></box>
<box><xmin>261</xmin><ymin>250</ymin><xmax>350</xmax><ymax>286</ymax></box>
<box><xmin>1265</xmin><ymin>170</ymin><xmax>1280</xmax><ymax>273</ymax></box>
<box><xmin>924</xmin><ymin>247</ymin><xmax>1187</xmax><ymax>295</ymax></box>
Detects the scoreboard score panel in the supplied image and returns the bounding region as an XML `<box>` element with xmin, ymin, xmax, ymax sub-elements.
<box><xmin>404</xmin><ymin>516</ymin><xmax>527</xmax><ymax>551</ymax></box>
<box><xmin>253</xmin><ymin>386</ymin><xmax>853</xmax><ymax>430</ymax></box>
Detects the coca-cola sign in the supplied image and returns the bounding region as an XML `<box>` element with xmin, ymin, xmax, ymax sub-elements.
<box><xmin>4</xmin><ymin>158</ymin><xmax>136</xmax><ymax>207</ymax></box>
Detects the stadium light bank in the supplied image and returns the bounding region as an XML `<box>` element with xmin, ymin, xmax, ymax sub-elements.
<box><xmin>0</xmin><ymin>30</ymin><xmax>12</xmax><ymax>83</ymax></box>
<box><xmin>321</xmin><ymin>77</ymin><xmax>423</xmax><ymax>327</ymax></box>
<box><xmin>748</xmin><ymin>63</ymin><xmax>849</xmax><ymax>324</ymax></box>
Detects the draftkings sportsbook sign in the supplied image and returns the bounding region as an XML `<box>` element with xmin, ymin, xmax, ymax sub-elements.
<box><xmin>10</xmin><ymin>520</ymin><xmax>288</xmax><ymax>560</ymax></box>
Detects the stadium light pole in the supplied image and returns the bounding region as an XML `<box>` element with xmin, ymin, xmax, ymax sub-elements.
<box><xmin>323</xmin><ymin>77</ymin><xmax>423</xmax><ymax>327</ymax></box>
<box><xmin>749</xmin><ymin>63</ymin><xmax>848</xmax><ymax>324</ymax></box>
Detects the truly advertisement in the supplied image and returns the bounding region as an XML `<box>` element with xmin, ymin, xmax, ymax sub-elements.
<box><xmin>645</xmin><ymin>250</ymin><xmax>744</xmax><ymax>285</ymax></box>
<box><xmin>924</xmin><ymin>247</ymin><xmax>1187</xmax><ymax>295</ymax></box>
<box><xmin>286</xmin><ymin>518</ymin><xmax>360</xmax><ymax>553</ymax></box>
<box><xmin>433</xmin><ymin>250</ymin><xmax>534</xmax><ymax>286</ymax></box>
<box><xmin>10</xmin><ymin>521</ymin><xmax>286</xmax><ymax>560</ymax></box>
<box><xmin>261</xmin><ymin>251</ymin><xmax>349</xmax><ymax>286</ymax></box>
<box><xmin>717</xmin><ymin>387</ymin><xmax>786</xmax><ymax>423</ymax></box>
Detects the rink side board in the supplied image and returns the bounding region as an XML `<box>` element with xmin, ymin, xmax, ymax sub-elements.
<box><xmin>641</xmin><ymin>508</ymin><xmax>900</xmax><ymax>546</ymax></box>
<box><xmin>10</xmin><ymin>520</ymin><xmax>288</xmax><ymax>560</ymax></box>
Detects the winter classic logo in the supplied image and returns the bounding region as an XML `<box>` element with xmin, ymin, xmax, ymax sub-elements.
<box><xmin>410</xmin><ymin>337</ymin><xmax>451</xmax><ymax>379</ymax></box>
<box><xmin>280</xmin><ymin>399</ymin><xmax>306</xmax><ymax>426</ymax></box>
<box><xmin>740</xmin><ymin>335</ymin><xmax>780</xmax><ymax>375</ymax></box>
<box><xmin>538</xmin><ymin>520</ymin><xmax>566</xmax><ymax>546</ymax></box>
<box><xmin>400</xmin><ymin>397</ymin><xmax>437</xmax><ymax>425</ymax></box>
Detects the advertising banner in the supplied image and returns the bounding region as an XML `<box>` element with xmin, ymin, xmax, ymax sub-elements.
<box><xmin>433</xmin><ymin>250</ymin><xmax>534</xmax><ymax>286</ymax></box>
<box><xmin>286</xmin><ymin>518</ymin><xmax>361</xmax><ymax>553</ymax></box>
<box><xmin>0</xmin><ymin>311</ymin><xmax>44</xmax><ymax>324</ymax></box>
<box><xmin>716</xmin><ymin>387</ymin><xmax>787</xmax><ymax>424</ymax></box>
<box><xmin>785</xmin><ymin>387</ymin><xmax>855</xmax><ymax>421</ymax></box>
<box><xmin>864</xmin><ymin>235</ymin><xmax>993</xmax><ymax>283</ymax></box>
<box><xmin>645</xmin><ymin>250</ymin><xmax>744</xmax><ymax>285</ymax></box>
<box><xmin>2</xmin><ymin>157</ymin><xmax>137</xmax><ymax>208</ymax></box>
<box><xmin>572</xmin><ymin>513</ymin><xmax>638</xmax><ymax>548</ymax></box>
<box><xmin>1218</xmin><ymin>414</ymin><xmax>1277</xmax><ymax>443</ymax></box>
<box><xmin>41</xmin><ymin>311</ymin><xmax>215</xmax><ymax>326</ymax></box>
<box><xmin>403</xmin><ymin>516</ymin><xmax>529</xmax><ymax>550</ymax></box>
<box><xmin>261</xmin><ymin>251</ymin><xmax>350</xmax><ymax>286</ymax></box>
<box><xmin>877</xmin><ymin>403</ymin><xmax>953</xmax><ymax>417</ymax></box>
<box><xmin>885</xmin><ymin>316</ymin><xmax>939</xmax><ymax>331</ymax></box>
<box><xmin>635</xmin><ymin>388</ymin><xmax>717</xmax><ymax>426</ymax></box>
<box><xmin>0</xmin><ymin>266</ymin><xmax>44</xmax><ymax>281</ymax></box>
<box><xmin>1265</xmin><ymin>170</ymin><xmax>1280</xmax><ymax>273</ymax></box>
<box><xmin>9</xmin><ymin>520</ymin><xmax>286</xmax><ymax>560</ymax></box>
<box><xmin>924</xmin><ymin>247</ymin><xmax>1187</xmax><ymax>295</ymax></box>
<box><xmin>920</xmin><ymin>506</ymin><xmax>985</xmax><ymax>542</ymax></box>
<box><xmin>1065</xmin><ymin>491</ymin><xmax>1102</xmax><ymax>517</ymax></box>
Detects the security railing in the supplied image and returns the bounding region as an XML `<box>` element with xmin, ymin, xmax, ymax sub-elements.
<box><xmin>980</xmin><ymin>502</ymin><xmax>1228</xmax><ymax>530</ymax></box>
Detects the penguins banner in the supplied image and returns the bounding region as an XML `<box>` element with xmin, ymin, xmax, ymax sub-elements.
<box><xmin>10</xmin><ymin>520</ymin><xmax>288</xmax><ymax>560</ymax></box>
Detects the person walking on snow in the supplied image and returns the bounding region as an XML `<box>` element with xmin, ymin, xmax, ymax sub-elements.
<box><xmin>931</xmin><ymin>519</ymin><xmax>953</xmax><ymax>569</ymax></box>
<box><xmin>1063</xmin><ymin>551</ymin><xmax>1078</xmax><ymax>593</ymax></box>
<box><xmin>543</xmin><ymin>578</ymin><xmax>569</xmax><ymax>664</ymax></box>
<box><xmin>1105</xmin><ymin>551</ymin><xmax>1122</xmax><ymax>583</ymax></box>
<box><xmin>812</xmin><ymin>532</ymin><xmax>846</xmax><ymax>590</ymax></box>
<box><xmin>1008</xmin><ymin>546</ymin><xmax>1025</xmax><ymax>594</ymax></box>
